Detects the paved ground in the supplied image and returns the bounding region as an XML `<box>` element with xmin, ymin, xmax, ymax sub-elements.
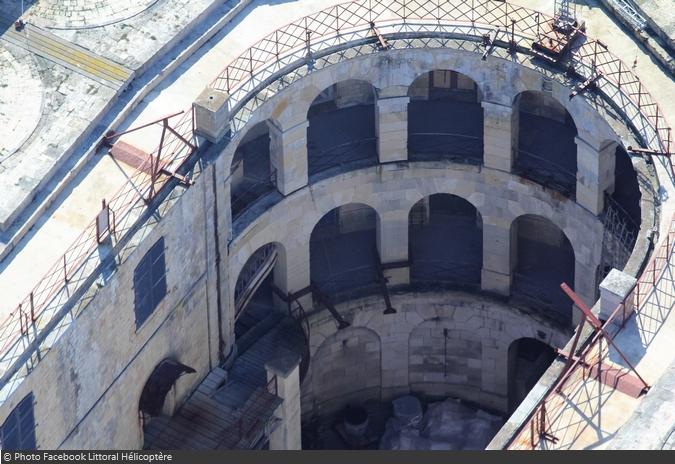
<box><xmin>633</xmin><ymin>0</ymin><xmax>674</xmax><ymax>48</ymax></box>
<box><xmin>0</xmin><ymin>0</ymin><xmax>227</xmax><ymax>233</ymax></box>
<box><xmin>0</xmin><ymin>44</ymin><xmax>43</xmax><ymax>163</ymax></box>
<box><xmin>0</xmin><ymin>0</ymin><xmax>159</xmax><ymax>30</ymax></box>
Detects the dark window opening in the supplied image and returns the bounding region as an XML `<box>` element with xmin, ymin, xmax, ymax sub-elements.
<box><xmin>511</xmin><ymin>215</ymin><xmax>575</xmax><ymax>325</ymax></box>
<box><xmin>408</xmin><ymin>70</ymin><xmax>484</xmax><ymax>164</ymax></box>
<box><xmin>409</xmin><ymin>194</ymin><xmax>483</xmax><ymax>288</ymax></box>
<box><xmin>134</xmin><ymin>237</ymin><xmax>167</xmax><ymax>328</ymax></box>
<box><xmin>139</xmin><ymin>359</ymin><xmax>196</xmax><ymax>418</ymax></box>
<box><xmin>0</xmin><ymin>393</ymin><xmax>36</xmax><ymax>450</ymax></box>
<box><xmin>507</xmin><ymin>338</ymin><xmax>556</xmax><ymax>414</ymax></box>
<box><xmin>310</xmin><ymin>204</ymin><xmax>379</xmax><ymax>302</ymax></box>
<box><xmin>307</xmin><ymin>81</ymin><xmax>378</xmax><ymax>179</ymax></box>
<box><xmin>513</xmin><ymin>91</ymin><xmax>577</xmax><ymax>197</ymax></box>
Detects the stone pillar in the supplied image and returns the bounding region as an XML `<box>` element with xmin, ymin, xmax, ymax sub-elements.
<box><xmin>576</xmin><ymin>135</ymin><xmax>616</xmax><ymax>215</ymax></box>
<box><xmin>376</xmin><ymin>95</ymin><xmax>409</xmax><ymax>163</ymax></box>
<box><xmin>193</xmin><ymin>88</ymin><xmax>230</xmax><ymax>143</ymax></box>
<box><xmin>271</xmin><ymin>121</ymin><xmax>309</xmax><ymax>195</ymax></box>
<box><xmin>599</xmin><ymin>268</ymin><xmax>637</xmax><ymax>322</ymax></box>
<box><xmin>266</xmin><ymin>350</ymin><xmax>302</xmax><ymax>450</ymax></box>
<box><xmin>481</xmin><ymin>220</ymin><xmax>512</xmax><ymax>296</ymax></box>
<box><xmin>376</xmin><ymin>208</ymin><xmax>410</xmax><ymax>286</ymax></box>
<box><xmin>275</xmin><ymin>242</ymin><xmax>312</xmax><ymax>309</ymax></box>
<box><xmin>214</xmin><ymin>153</ymin><xmax>237</xmax><ymax>364</ymax></box>
<box><xmin>482</xmin><ymin>101</ymin><xmax>515</xmax><ymax>172</ymax></box>
<box><xmin>573</xmin><ymin>261</ymin><xmax>598</xmax><ymax>326</ymax></box>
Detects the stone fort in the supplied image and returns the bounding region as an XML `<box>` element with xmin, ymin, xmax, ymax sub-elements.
<box><xmin>0</xmin><ymin>0</ymin><xmax>673</xmax><ymax>451</ymax></box>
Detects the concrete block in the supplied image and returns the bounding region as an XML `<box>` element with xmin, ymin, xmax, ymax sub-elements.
<box><xmin>599</xmin><ymin>268</ymin><xmax>637</xmax><ymax>321</ymax></box>
<box><xmin>193</xmin><ymin>88</ymin><xmax>229</xmax><ymax>142</ymax></box>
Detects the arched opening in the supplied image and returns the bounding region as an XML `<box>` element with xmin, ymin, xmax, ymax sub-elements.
<box><xmin>139</xmin><ymin>358</ymin><xmax>196</xmax><ymax>442</ymax></box>
<box><xmin>310</xmin><ymin>204</ymin><xmax>379</xmax><ymax>302</ymax></box>
<box><xmin>513</xmin><ymin>91</ymin><xmax>577</xmax><ymax>197</ymax></box>
<box><xmin>507</xmin><ymin>338</ymin><xmax>555</xmax><ymax>414</ymax></box>
<box><xmin>230</xmin><ymin>121</ymin><xmax>277</xmax><ymax>220</ymax></box>
<box><xmin>407</xmin><ymin>70</ymin><xmax>483</xmax><ymax>164</ymax></box>
<box><xmin>510</xmin><ymin>215</ymin><xmax>575</xmax><ymax>325</ymax></box>
<box><xmin>307</xmin><ymin>80</ymin><xmax>377</xmax><ymax>179</ymax></box>
<box><xmin>599</xmin><ymin>146</ymin><xmax>641</xmax><ymax>281</ymax></box>
<box><xmin>609</xmin><ymin>146</ymin><xmax>641</xmax><ymax>233</ymax></box>
<box><xmin>233</xmin><ymin>243</ymin><xmax>284</xmax><ymax>342</ymax></box>
<box><xmin>408</xmin><ymin>194</ymin><xmax>483</xmax><ymax>288</ymax></box>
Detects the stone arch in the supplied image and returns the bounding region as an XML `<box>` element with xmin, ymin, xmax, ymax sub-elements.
<box><xmin>306</xmin><ymin>80</ymin><xmax>378</xmax><ymax>179</ymax></box>
<box><xmin>310</xmin><ymin>203</ymin><xmax>380</xmax><ymax>302</ymax></box>
<box><xmin>407</xmin><ymin>69</ymin><xmax>484</xmax><ymax>164</ymax></box>
<box><xmin>308</xmin><ymin>326</ymin><xmax>382</xmax><ymax>418</ymax></box>
<box><xmin>408</xmin><ymin>193</ymin><xmax>483</xmax><ymax>288</ymax></box>
<box><xmin>610</xmin><ymin>145</ymin><xmax>641</xmax><ymax>227</ymax></box>
<box><xmin>138</xmin><ymin>358</ymin><xmax>196</xmax><ymax>444</ymax></box>
<box><xmin>510</xmin><ymin>214</ymin><xmax>576</xmax><ymax>325</ymax></box>
<box><xmin>512</xmin><ymin>90</ymin><xmax>578</xmax><ymax>198</ymax></box>
<box><xmin>232</xmin><ymin>242</ymin><xmax>287</xmax><ymax>339</ymax></box>
<box><xmin>506</xmin><ymin>338</ymin><xmax>555</xmax><ymax>414</ymax></box>
<box><xmin>229</xmin><ymin>120</ymin><xmax>281</xmax><ymax>221</ymax></box>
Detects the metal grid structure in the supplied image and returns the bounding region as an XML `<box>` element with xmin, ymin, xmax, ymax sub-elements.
<box><xmin>507</xmin><ymin>214</ymin><xmax>675</xmax><ymax>449</ymax></box>
<box><xmin>0</xmin><ymin>0</ymin><xmax>671</xmax><ymax>413</ymax></box>
<box><xmin>0</xmin><ymin>110</ymin><xmax>197</xmax><ymax>403</ymax></box>
<box><xmin>211</xmin><ymin>0</ymin><xmax>671</xmax><ymax>165</ymax></box>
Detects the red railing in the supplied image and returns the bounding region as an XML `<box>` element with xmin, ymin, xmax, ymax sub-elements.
<box><xmin>507</xmin><ymin>214</ymin><xmax>675</xmax><ymax>449</ymax></box>
<box><xmin>218</xmin><ymin>375</ymin><xmax>279</xmax><ymax>449</ymax></box>
<box><xmin>210</xmin><ymin>0</ymin><xmax>670</xmax><ymax>161</ymax></box>
<box><xmin>0</xmin><ymin>109</ymin><xmax>196</xmax><ymax>402</ymax></box>
<box><xmin>1</xmin><ymin>0</ymin><xmax>671</xmax><ymax>409</ymax></box>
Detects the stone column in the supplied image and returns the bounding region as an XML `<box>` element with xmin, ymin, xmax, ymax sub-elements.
<box><xmin>575</xmin><ymin>134</ymin><xmax>616</xmax><ymax>215</ymax></box>
<box><xmin>271</xmin><ymin>120</ymin><xmax>310</xmax><ymax>195</ymax></box>
<box><xmin>599</xmin><ymin>269</ymin><xmax>637</xmax><ymax>322</ymax></box>
<box><xmin>573</xmin><ymin>260</ymin><xmax>598</xmax><ymax>326</ymax></box>
<box><xmin>266</xmin><ymin>350</ymin><xmax>302</xmax><ymax>450</ymax></box>
<box><xmin>376</xmin><ymin>208</ymin><xmax>410</xmax><ymax>286</ymax></box>
<box><xmin>376</xmin><ymin>93</ymin><xmax>409</xmax><ymax>163</ymax></box>
<box><xmin>214</xmin><ymin>153</ymin><xmax>237</xmax><ymax>364</ymax></box>
<box><xmin>193</xmin><ymin>88</ymin><xmax>230</xmax><ymax>143</ymax></box>
<box><xmin>482</xmin><ymin>100</ymin><xmax>516</xmax><ymax>172</ymax></box>
<box><xmin>481</xmin><ymin>220</ymin><xmax>512</xmax><ymax>296</ymax></box>
<box><xmin>275</xmin><ymin>241</ymin><xmax>312</xmax><ymax>309</ymax></box>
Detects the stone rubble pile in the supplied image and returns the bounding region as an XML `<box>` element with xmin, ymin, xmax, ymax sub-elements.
<box><xmin>379</xmin><ymin>396</ymin><xmax>503</xmax><ymax>450</ymax></box>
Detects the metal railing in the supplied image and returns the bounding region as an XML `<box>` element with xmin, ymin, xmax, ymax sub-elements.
<box><xmin>230</xmin><ymin>168</ymin><xmax>278</xmax><ymax>220</ymax></box>
<box><xmin>308</xmin><ymin>137</ymin><xmax>378</xmax><ymax>178</ymax></box>
<box><xmin>1</xmin><ymin>0</ymin><xmax>672</xmax><ymax>410</ymax></box>
<box><xmin>311</xmin><ymin>264</ymin><xmax>380</xmax><ymax>304</ymax></box>
<box><xmin>511</xmin><ymin>272</ymin><xmax>573</xmax><ymax>327</ymax></box>
<box><xmin>408</xmin><ymin>132</ymin><xmax>483</xmax><ymax>164</ymax></box>
<box><xmin>409</xmin><ymin>259</ymin><xmax>482</xmax><ymax>290</ymax></box>
<box><xmin>234</xmin><ymin>243</ymin><xmax>278</xmax><ymax>317</ymax></box>
<box><xmin>289</xmin><ymin>300</ymin><xmax>311</xmax><ymax>382</ymax></box>
<box><xmin>217</xmin><ymin>375</ymin><xmax>279</xmax><ymax>449</ymax></box>
<box><xmin>513</xmin><ymin>149</ymin><xmax>577</xmax><ymax>197</ymax></box>
<box><xmin>0</xmin><ymin>110</ymin><xmax>197</xmax><ymax>403</ymax></box>
<box><xmin>210</xmin><ymin>0</ymin><xmax>671</xmax><ymax>166</ymax></box>
<box><xmin>507</xmin><ymin>217</ymin><xmax>675</xmax><ymax>449</ymax></box>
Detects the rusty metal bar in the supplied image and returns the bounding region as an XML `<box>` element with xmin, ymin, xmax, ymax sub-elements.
<box><xmin>103</xmin><ymin>111</ymin><xmax>185</xmax><ymax>141</ymax></box>
<box><xmin>560</xmin><ymin>283</ymin><xmax>649</xmax><ymax>392</ymax></box>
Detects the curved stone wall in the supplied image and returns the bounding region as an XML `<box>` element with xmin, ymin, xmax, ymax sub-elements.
<box><xmin>217</xmin><ymin>48</ymin><xmax>623</xmax><ymax>215</ymax></box>
<box><xmin>300</xmin><ymin>290</ymin><xmax>571</xmax><ymax>419</ymax></box>
<box><xmin>227</xmin><ymin>162</ymin><xmax>605</xmax><ymax>324</ymax></box>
